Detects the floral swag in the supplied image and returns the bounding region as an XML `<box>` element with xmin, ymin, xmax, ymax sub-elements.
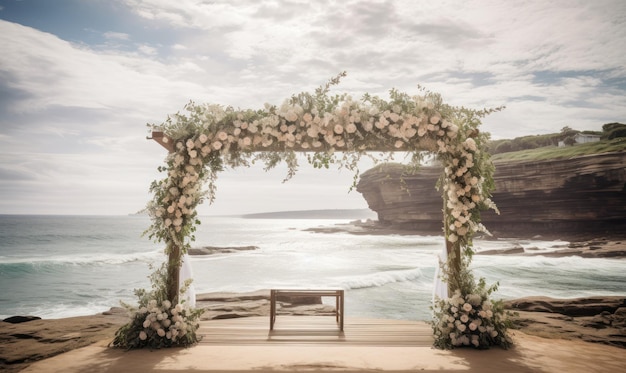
<box><xmin>112</xmin><ymin>72</ymin><xmax>512</xmax><ymax>350</ymax></box>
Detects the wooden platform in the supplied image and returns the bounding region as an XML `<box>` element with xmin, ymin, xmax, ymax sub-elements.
<box><xmin>197</xmin><ymin>316</ymin><xmax>433</xmax><ymax>346</ymax></box>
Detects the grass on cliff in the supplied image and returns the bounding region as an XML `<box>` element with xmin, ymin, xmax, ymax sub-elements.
<box><xmin>490</xmin><ymin>137</ymin><xmax>626</xmax><ymax>162</ymax></box>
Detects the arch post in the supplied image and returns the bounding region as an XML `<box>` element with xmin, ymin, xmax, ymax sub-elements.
<box><xmin>150</xmin><ymin>132</ymin><xmax>180</xmax><ymax>304</ymax></box>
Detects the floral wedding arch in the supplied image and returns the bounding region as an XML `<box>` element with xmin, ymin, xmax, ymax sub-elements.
<box><xmin>112</xmin><ymin>73</ymin><xmax>512</xmax><ymax>350</ymax></box>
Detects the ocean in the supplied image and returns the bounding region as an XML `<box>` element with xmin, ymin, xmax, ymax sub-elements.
<box><xmin>1</xmin><ymin>215</ymin><xmax>624</xmax><ymax>321</ymax></box>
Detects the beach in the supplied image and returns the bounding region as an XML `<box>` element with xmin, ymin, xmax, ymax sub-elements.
<box><xmin>1</xmin><ymin>216</ymin><xmax>625</xmax><ymax>372</ymax></box>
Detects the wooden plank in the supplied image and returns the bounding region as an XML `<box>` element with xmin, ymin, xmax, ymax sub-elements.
<box><xmin>198</xmin><ymin>317</ymin><xmax>433</xmax><ymax>346</ymax></box>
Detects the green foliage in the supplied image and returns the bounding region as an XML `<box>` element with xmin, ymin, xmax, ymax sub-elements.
<box><xmin>489</xmin><ymin>122</ymin><xmax>625</xmax><ymax>155</ymax></box>
<box><xmin>602</xmin><ymin>122</ymin><xmax>625</xmax><ymax>134</ymax></box>
<box><xmin>491</xmin><ymin>137</ymin><xmax>626</xmax><ymax>162</ymax></box>
<box><xmin>607</xmin><ymin>125</ymin><xmax>626</xmax><ymax>140</ymax></box>
<box><xmin>111</xmin><ymin>263</ymin><xmax>203</xmax><ymax>350</ymax></box>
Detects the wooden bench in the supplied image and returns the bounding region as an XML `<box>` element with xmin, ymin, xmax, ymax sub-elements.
<box><xmin>270</xmin><ymin>289</ymin><xmax>344</xmax><ymax>331</ymax></box>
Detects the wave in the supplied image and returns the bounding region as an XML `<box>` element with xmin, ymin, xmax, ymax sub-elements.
<box><xmin>336</xmin><ymin>268</ymin><xmax>423</xmax><ymax>290</ymax></box>
<box><xmin>0</xmin><ymin>250</ymin><xmax>163</xmax><ymax>273</ymax></box>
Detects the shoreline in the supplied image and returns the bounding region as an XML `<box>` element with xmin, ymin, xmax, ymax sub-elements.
<box><xmin>2</xmin><ymin>292</ymin><xmax>625</xmax><ymax>372</ymax></box>
<box><xmin>304</xmin><ymin>219</ymin><xmax>626</xmax><ymax>258</ymax></box>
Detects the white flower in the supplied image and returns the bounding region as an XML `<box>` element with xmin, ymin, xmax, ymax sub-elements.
<box><xmin>457</xmin><ymin>323</ymin><xmax>466</xmax><ymax>332</ymax></box>
<box><xmin>143</xmin><ymin>319</ymin><xmax>151</xmax><ymax>328</ymax></box>
<box><xmin>464</xmin><ymin>138</ymin><xmax>477</xmax><ymax>152</ymax></box>
<box><xmin>186</xmin><ymin>139</ymin><xmax>195</xmax><ymax>149</ymax></box>
<box><xmin>346</xmin><ymin>122</ymin><xmax>357</xmax><ymax>133</ymax></box>
<box><xmin>157</xmin><ymin>328</ymin><xmax>166</xmax><ymax>337</ymax></box>
<box><xmin>460</xmin><ymin>314</ymin><xmax>469</xmax><ymax>323</ymax></box>
<box><xmin>199</xmin><ymin>133</ymin><xmax>208</xmax><ymax>143</ymax></box>
<box><xmin>448</xmin><ymin>234</ymin><xmax>458</xmax><ymax>243</ymax></box>
<box><xmin>139</xmin><ymin>331</ymin><xmax>147</xmax><ymax>340</ymax></box>
<box><xmin>469</xmin><ymin>322</ymin><xmax>477</xmax><ymax>331</ymax></box>
<box><xmin>462</xmin><ymin>303</ymin><xmax>473</xmax><ymax>312</ymax></box>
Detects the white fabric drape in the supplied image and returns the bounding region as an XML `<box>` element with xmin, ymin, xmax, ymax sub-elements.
<box><xmin>179</xmin><ymin>254</ymin><xmax>196</xmax><ymax>308</ymax></box>
<box><xmin>433</xmin><ymin>244</ymin><xmax>449</xmax><ymax>302</ymax></box>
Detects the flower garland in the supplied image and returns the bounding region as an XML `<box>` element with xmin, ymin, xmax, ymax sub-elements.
<box><xmin>118</xmin><ymin>73</ymin><xmax>510</xmax><ymax>350</ymax></box>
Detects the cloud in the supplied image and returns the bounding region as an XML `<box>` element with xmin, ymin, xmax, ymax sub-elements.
<box><xmin>104</xmin><ymin>31</ymin><xmax>130</xmax><ymax>40</ymax></box>
<box><xmin>1</xmin><ymin>0</ymin><xmax>625</xmax><ymax>215</ymax></box>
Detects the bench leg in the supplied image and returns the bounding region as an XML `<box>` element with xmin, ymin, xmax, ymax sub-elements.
<box><xmin>339</xmin><ymin>291</ymin><xmax>344</xmax><ymax>331</ymax></box>
<box><xmin>270</xmin><ymin>290</ymin><xmax>275</xmax><ymax>330</ymax></box>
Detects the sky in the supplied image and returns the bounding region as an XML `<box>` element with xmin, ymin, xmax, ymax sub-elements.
<box><xmin>0</xmin><ymin>0</ymin><xmax>625</xmax><ymax>216</ymax></box>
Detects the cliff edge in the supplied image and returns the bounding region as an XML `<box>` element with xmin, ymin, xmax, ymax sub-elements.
<box><xmin>356</xmin><ymin>152</ymin><xmax>626</xmax><ymax>238</ymax></box>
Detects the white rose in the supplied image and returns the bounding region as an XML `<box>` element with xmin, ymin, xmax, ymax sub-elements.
<box><xmin>464</xmin><ymin>138</ymin><xmax>477</xmax><ymax>152</ymax></box>
<box><xmin>462</xmin><ymin>303</ymin><xmax>473</xmax><ymax>312</ymax></box>
<box><xmin>157</xmin><ymin>328</ymin><xmax>166</xmax><ymax>337</ymax></box>
<box><xmin>139</xmin><ymin>331</ymin><xmax>147</xmax><ymax>340</ymax></box>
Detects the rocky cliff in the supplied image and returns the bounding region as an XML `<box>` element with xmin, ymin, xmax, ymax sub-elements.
<box><xmin>356</xmin><ymin>152</ymin><xmax>626</xmax><ymax>238</ymax></box>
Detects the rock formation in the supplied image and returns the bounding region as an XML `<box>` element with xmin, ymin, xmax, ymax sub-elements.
<box><xmin>356</xmin><ymin>152</ymin><xmax>626</xmax><ymax>238</ymax></box>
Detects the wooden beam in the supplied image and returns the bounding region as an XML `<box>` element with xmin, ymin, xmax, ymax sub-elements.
<box><xmin>149</xmin><ymin>131</ymin><xmax>175</xmax><ymax>153</ymax></box>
